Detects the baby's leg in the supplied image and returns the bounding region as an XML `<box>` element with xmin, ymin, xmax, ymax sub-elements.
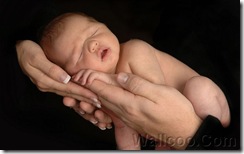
<box><xmin>183</xmin><ymin>76</ymin><xmax>230</xmax><ymax>127</ymax></box>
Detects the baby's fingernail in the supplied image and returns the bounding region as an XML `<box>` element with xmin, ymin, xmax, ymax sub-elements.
<box><xmin>99</xmin><ymin>127</ymin><xmax>106</xmax><ymax>130</ymax></box>
<box><xmin>61</xmin><ymin>74</ymin><xmax>71</xmax><ymax>84</ymax></box>
<box><xmin>90</xmin><ymin>120</ymin><xmax>98</xmax><ymax>124</ymax></box>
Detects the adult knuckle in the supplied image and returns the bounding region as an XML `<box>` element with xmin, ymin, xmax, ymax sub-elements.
<box><xmin>65</xmin><ymin>86</ymin><xmax>73</xmax><ymax>95</ymax></box>
<box><xmin>48</xmin><ymin>65</ymin><xmax>59</xmax><ymax>74</ymax></box>
<box><xmin>124</xmin><ymin>107</ymin><xmax>136</xmax><ymax>117</ymax></box>
<box><xmin>36</xmin><ymin>81</ymin><xmax>47</xmax><ymax>91</ymax></box>
<box><xmin>37</xmin><ymin>85</ymin><xmax>47</xmax><ymax>92</ymax></box>
<box><xmin>29</xmin><ymin>53</ymin><xmax>40</xmax><ymax>65</ymax></box>
<box><xmin>121</xmin><ymin>99</ymin><xmax>139</xmax><ymax>117</ymax></box>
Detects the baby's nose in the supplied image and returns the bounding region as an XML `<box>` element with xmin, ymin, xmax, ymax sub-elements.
<box><xmin>88</xmin><ymin>40</ymin><xmax>99</xmax><ymax>53</ymax></box>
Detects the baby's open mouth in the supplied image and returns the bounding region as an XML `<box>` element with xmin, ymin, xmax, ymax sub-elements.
<box><xmin>101</xmin><ymin>49</ymin><xmax>108</xmax><ymax>59</ymax></box>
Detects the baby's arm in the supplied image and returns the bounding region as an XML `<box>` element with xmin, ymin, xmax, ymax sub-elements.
<box><xmin>72</xmin><ymin>40</ymin><xmax>165</xmax><ymax>88</ymax></box>
<box><xmin>72</xmin><ymin>69</ymin><xmax>119</xmax><ymax>86</ymax></box>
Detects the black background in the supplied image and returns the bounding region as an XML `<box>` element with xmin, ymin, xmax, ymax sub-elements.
<box><xmin>0</xmin><ymin>0</ymin><xmax>240</xmax><ymax>150</ymax></box>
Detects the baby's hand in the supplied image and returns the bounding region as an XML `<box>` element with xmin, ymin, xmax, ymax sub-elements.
<box><xmin>72</xmin><ymin>69</ymin><xmax>118</xmax><ymax>86</ymax></box>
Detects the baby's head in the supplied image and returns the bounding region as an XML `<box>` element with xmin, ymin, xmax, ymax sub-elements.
<box><xmin>40</xmin><ymin>12</ymin><xmax>120</xmax><ymax>75</ymax></box>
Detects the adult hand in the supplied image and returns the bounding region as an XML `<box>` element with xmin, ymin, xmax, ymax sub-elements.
<box><xmin>16</xmin><ymin>40</ymin><xmax>112</xmax><ymax>129</ymax></box>
<box><xmin>88</xmin><ymin>72</ymin><xmax>202</xmax><ymax>149</ymax></box>
<box><xmin>16</xmin><ymin>40</ymin><xmax>98</xmax><ymax>105</ymax></box>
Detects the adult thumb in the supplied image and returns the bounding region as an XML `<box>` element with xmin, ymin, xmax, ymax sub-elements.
<box><xmin>116</xmin><ymin>72</ymin><xmax>157</xmax><ymax>99</ymax></box>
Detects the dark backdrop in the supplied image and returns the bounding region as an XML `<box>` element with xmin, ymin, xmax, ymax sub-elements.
<box><xmin>0</xmin><ymin>0</ymin><xmax>240</xmax><ymax>150</ymax></box>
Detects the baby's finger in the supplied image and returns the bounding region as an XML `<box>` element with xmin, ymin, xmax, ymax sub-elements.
<box><xmin>87</xmin><ymin>71</ymin><xmax>100</xmax><ymax>85</ymax></box>
<box><xmin>72</xmin><ymin>70</ymin><xmax>85</xmax><ymax>83</ymax></box>
<box><xmin>80</xmin><ymin>69</ymin><xmax>93</xmax><ymax>85</ymax></box>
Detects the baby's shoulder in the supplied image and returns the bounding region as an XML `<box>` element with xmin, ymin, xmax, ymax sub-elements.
<box><xmin>120</xmin><ymin>39</ymin><xmax>155</xmax><ymax>57</ymax></box>
<box><xmin>121</xmin><ymin>39</ymin><xmax>150</xmax><ymax>50</ymax></box>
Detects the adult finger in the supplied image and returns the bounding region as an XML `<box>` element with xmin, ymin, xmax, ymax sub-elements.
<box><xmin>28</xmin><ymin>64</ymin><xmax>99</xmax><ymax>103</ymax></box>
<box><xmin>87</xmin><ymin>79</ymin><xmax>153</xmax><ymax>119</ymax></box>
<box><xmin>17</xmin><ymin>40</ymin><xmax>71</xmax><ymax>84</ymax></box>
<box><xmin>31</xmin><ymin>66</ymin><xmax>98</xmax><ymax>103</ymax></box>
<box><xmin>88</xmin><ymin>79</ymin><xmax>137</xmax><ymax>111</ymax></box>
<box><xmin>63</xmin><ymin>97</ymin><xmax>77</xmax><ymax>107</ymax></box>
<box><xmin>31</xmin><ymin>51</ymin><xmax>71</xmax><ymax>84</ymax></box>
<box><xmin>79</xmin><ymin>101</ymin><xmax>96</xmax><ymax>114</ymax></box>
<box><xmin>94</xmin><ymin>109</ymin><xmax>112</xmax><ymax>123</ymax></box>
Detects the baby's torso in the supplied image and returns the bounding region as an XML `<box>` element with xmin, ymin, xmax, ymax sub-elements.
<box><xmin>116</xmin><ymin>40</ymin><xmax>199</xmax><ymax>92</ymax></box>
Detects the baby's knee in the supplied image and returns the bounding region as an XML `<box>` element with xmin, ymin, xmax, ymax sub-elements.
<box><xmin>183</xmin><ymin>76</ymin><xmax>213</xmax><ymax>99</ymax></box>
<box><xmin>185</xmin><ymin>76</ymin><xmax>226</xmax><ymax>103</ymax></box>
<box><xmin>183</xmin><ymin>76</ymin><xmax>230</xmax><ymax>127</ymax></box>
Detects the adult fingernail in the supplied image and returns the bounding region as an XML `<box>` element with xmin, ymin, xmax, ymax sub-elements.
<box><xmin>91</xmin><ymin>98</ymin><xmax>99</xmax><ymax>103</ymax></box>
<box><xmin>61</xmin><ymin>74</ymin><xmax>71</xmax><ymax>84</ymax></box>
<box><xmin>79</xmin><ymin>110</ymin><xmax>85</xmax><ymax>115</ymax></box>
<box><xmin>91</xmin><ymin>98</ymin><xmax>101</xmax><ymax>108</ymax></box>
<box><xmin>90</xmin><ymin>120</ymin><xmax>98</xmax><ymax>124</ymax></box>
<box><xmin>107</xmin><ymin>126</ymin><xmax>113</xmax><ymax>129</ymax></box>
<box><xmin>117</xmin><ymin>73</ymin><xmax>128</xmax><ymax>83</ymax></box>
<box><xmin>96</xmin><ymin>103</ymin><xmax>101</xmax><ymax>108</ymax></box>
<box><xmin>99</xmin><ymin>127</ymin><xmax>106</xmax><ymax>130</ymax></box>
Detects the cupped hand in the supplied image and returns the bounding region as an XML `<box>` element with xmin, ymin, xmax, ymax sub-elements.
<box><xmin>16</xmin><ymin>40</ymin><xmax>114</xmax><ymax>131</ymax></box>
<box><xmin>88</xmin><ymin>72</ymin><xmax>202</xmax><ymax>149</ymax></box>
<box><xmin>16</xmin><ymin>40</ymin><xmax>98</xmax><ymax>105</ymax></box>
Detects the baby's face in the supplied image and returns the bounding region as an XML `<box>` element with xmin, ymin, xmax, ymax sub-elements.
<box><xmin>47</xmin><ymin>14</ymin><xmax>120</xmax><ymax>75</ymax></box>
